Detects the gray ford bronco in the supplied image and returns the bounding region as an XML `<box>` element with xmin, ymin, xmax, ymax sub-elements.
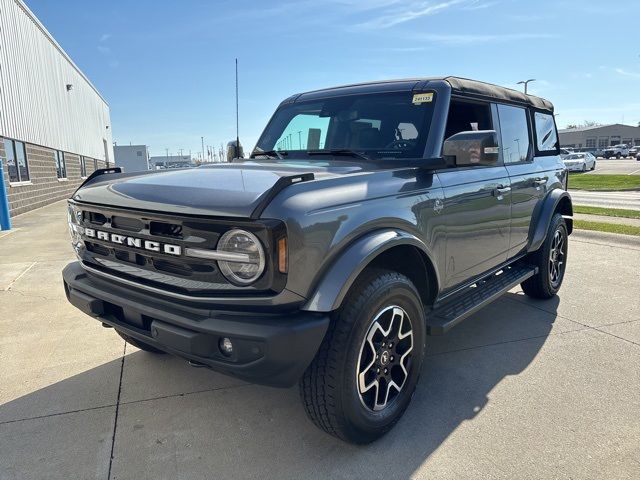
<box><xmin>63</xmin><ymin>77</ymin><xmax>572</xmax><ymax>443</ymax></box>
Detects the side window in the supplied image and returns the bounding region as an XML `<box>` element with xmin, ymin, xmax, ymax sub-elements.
<box><xmin>534</xmin><ymin>112</ymin><xmax>558</xmax><ymax>152</ymax></box>
<box><xmin>497</xmin><ymin>105</ymin><xmax>531</xmax><ymax>164</ymax></box>
<box><xmin>444</xmin><ymin>100</ymin><xmax>492</xmax><ymax>140</ymax></box>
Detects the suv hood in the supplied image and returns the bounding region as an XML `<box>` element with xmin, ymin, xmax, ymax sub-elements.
<box><xmin>73</xmin><ymin>162</ymin><xmax>364</xmax><ymax>218</ymax></box>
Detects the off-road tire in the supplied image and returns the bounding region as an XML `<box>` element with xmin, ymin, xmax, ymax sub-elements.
<box><xmin>299</xmin><ymin>269</ymin><xmax>426</xmax><ymax>444</ymax></box>
<box><xmin>116</xmin><ymin>330</ymin><xmax>166</xmax><ymax>354</ymax></box>
<box><xmin>521</xmin><ymin>213</ymin><xmax>568</xmax><ymax>299</ymax></box>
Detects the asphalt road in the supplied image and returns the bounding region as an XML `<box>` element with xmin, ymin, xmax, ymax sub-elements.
<box><xmin>569</xmin><ymin>189</ymin><xmax>640</xmax><ymax>210</ymax></box>
<box><xmin>1</xmin><ymin>202</ymin><xmax>639</xmax><ymax>480</ymax></box>
<box><xmin>586</xmin><ymin>157</ymin><xmax>640</xmax><ymax>175</ymax></box>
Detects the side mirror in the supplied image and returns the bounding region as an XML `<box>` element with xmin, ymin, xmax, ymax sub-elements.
<box><xmin>443</xmin><ymin>130</ymin><xmax>499</xmax><ymax>167</ymax></box>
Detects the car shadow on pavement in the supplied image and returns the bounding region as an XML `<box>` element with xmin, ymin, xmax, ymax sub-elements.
<box><xmin>0</xmin><ymin>293</ymin><xmax>562</xmax><ymax>479</ymax></box>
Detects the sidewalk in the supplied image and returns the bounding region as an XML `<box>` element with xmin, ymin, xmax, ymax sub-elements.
<box><xmin>574</xmin><ymin>213</ymin><xmax>640</xmax><ymax>227</ymax></box>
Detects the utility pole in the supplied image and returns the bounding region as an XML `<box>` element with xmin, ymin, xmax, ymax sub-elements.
<box><xmin>201</xmin><ymin>136</ymin><xmax>205</xmax><ymax>163</ymax></box>
<box><xmin>517</xmin><ymin>78</ymin><xmax>536</xmax><ymax>94</ymax></box>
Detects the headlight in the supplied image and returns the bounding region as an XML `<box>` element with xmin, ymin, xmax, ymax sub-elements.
<box><xmin>67</xmin><ymin>205</ymin><xmax>84</xmax><ymax>255</ymax></box>
<box><xmin>216</xmin><ymin>229</ymin><xmax>265</xmax><ymax>285</ymax></box>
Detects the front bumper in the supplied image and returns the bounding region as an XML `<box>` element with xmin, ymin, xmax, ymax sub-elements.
<box><xmin>62</xmin><ymin>262</ymin><xmax>329</xmax><ymax>387</ymax></box>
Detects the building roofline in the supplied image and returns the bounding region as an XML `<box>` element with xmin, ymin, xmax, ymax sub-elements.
<box><xmin>15</xmin><ymin>0</ymin><xmax>108</xmax><ymax>105</ymax></box>
<box><xmin>558</xmin><ymin>123</ymin><xmax>640</xmax><ymax>133</ymax></box>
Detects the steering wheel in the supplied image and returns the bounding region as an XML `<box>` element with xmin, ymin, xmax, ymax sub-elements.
<box><xmin>385</xmin><ymin>140</ymin><xmax>416</xmax><ymax>150</ymax></box>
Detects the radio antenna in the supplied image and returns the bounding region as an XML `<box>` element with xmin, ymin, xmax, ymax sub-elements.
<box><xmin>235</xmin><ymin>58</ymin><xmax>240</xmax><ymax>158</ymax></box>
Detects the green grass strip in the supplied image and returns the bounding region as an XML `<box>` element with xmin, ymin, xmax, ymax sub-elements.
<box><xmin>573</xmin><ymin>205</ymin><xmax>640</xmax><ymax>219</ymax></box>
<box><xmin>568</xmin><ymin>174</ymin><xmax>640</xmax><ymax>191</ymax></box>
<box><xmin>574</xmin><ymin>220</ymin><xmax>640</xmax><ymax>236</ymax></box>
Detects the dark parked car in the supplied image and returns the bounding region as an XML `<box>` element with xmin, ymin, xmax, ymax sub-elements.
<box><xmin>63</xmin><ymin>77</ymin><xmax>572</xmax><ymax>443</ymax></box>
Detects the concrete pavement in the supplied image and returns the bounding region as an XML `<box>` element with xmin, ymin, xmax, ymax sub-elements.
<box><xmin>1</xmin><ymin>201</ymin><xmax>639</xmax><ymax>480</ymax></box>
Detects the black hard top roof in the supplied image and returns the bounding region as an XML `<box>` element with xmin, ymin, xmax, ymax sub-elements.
<box><xmin>288</xmin><ymin>76</ymin><xmax>554</xmax><ymax>112</ymax></box>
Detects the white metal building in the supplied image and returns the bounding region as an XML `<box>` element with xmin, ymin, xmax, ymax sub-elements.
<box><xmin>114</xmin><ymin>144</ymin><xmax>150</xmax><ymax>173</ymax></box>
<box><xmin>0</xmin><ymin>0</ymin><xmax>112</xmax><ymax>216</ymax></box>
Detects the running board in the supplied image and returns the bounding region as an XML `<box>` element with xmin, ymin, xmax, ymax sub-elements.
<box><xmin>427</xmin><ymin>264</ymin><xmax>538</xmax><ymax>335</ymax></box>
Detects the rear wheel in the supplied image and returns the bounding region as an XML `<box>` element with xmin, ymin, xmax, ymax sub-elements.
<box><xmin>581</xmin><ymin>163</ymin><xmax>587</xmax><ymax>172</ymax></box>
<box><xmin>116</xmin><ymin>330</ymin><xmax>166</xmax><ymax>354</ymax></box>
<box><xmin>300</xmin><ymin>269</ymin><xmax>426</xmax><ymax>444</ymax></box>
<box><xmin>521</xmin><ymin>213</ymin><xmax>568</xmax><ymax>299</ymax></box>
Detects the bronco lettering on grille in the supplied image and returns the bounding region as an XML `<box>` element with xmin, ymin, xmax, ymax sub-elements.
<box><xmin>84</xmin><ymin>228</ymin><xmax>182</xmax><ymax>256</ymax></box>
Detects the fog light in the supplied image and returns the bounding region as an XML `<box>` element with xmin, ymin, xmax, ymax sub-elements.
<box><xmin>219</xmin><ymin>337</ymin><xmax>233</xmax><ymax>357</ymax></box>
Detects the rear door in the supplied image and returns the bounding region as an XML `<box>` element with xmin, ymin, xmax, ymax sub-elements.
<box><xmin>437</xmin><ymin>99</ymin><xmax>511</xmax><ymax>290</ymax></box>
<box><xmin>496</xmin><ymin>104</ymin><xmax>541</xmax><ymax>257</ymax></box>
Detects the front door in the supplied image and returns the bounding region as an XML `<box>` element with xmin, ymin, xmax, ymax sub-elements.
<box><xmin>438</xmin><ymin>99</ymin><xmax>512</xmax><ymax>290</ymax></box>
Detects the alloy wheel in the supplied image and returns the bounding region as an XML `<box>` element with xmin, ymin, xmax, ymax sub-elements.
<box><xmin>548</xmin><ymin>228</ymin><xmax>566</xmax><ymax>288</ymax></box>
<box><xmin>356</xmin><ymin>306</ymin><xmax>413</xmax><ymax>411</ymax></box>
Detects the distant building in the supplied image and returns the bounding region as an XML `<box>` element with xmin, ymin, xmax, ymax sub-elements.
<box><xmin>114</xmin><ymin>145</ymin><xmax>150</xmax><ymax>173</ymax></box>
<box><xmin>0</xmin><ymin>0</ymin><xmax>112</xmax><ymax>217</ymax></box>
<box><xmin>149</xmin><ymin>155</ymin><xmax>194</xmax><ymax>169</ymax></box>
<box><xmin>559</xmin><ymin>124</ymin><xmax>640</xmax><ymax>150</ymax></box>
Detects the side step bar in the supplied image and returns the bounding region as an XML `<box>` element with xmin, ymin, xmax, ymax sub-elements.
<box><xmin>427</xmin><ymin>263</ymin><xmax>538</xmax><ymax>335</ymax></box>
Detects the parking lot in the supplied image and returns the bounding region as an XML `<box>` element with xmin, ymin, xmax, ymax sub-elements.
<box><xmin>1</xmin><ymin>201</ymin><xmax>639</xmax><ymax>480</ymax></box>
<box><xmin>585</xmin><ymin>158</ymin><xmax>640</xmax><ymax>175</ymax></box>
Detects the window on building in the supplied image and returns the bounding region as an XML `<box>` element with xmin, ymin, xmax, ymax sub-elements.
<box><xmin>586</xmin><ymin>138</ymin><xmax>596</xmax><ymax>148</ymax></box>
<box><xmin>55</xmin><ymin>150</ymin><xmax>67</xmax><ymax>179</ymax></box>
<box><xmin>598</xmin><ymin>137</ymin><xmax>609</xmax><ymax>148</ymax></box>
<box><xmin>79</xmin><ymin>155</ymin><xmax>87</xmax><ymax>178</ymax></box>
<box><xmin>498</xmin><ymin>104</ymin><xmax>531</xmax><ymax>163</ymax></box>
<box><xmin>3</xmin><ymin>138</ymin><xmax>30</xmax><ymax>183</ymax></box>
<box><xmin>610</xmin><ymin>136</ymin><xmax>621</xmax><ymax>146</ymax></box>
<box><xmin>137</xmin><ymin>150</ymin><xmax>143</xmax><ymax>156</ymax></box>
<box><xmin>622</xmin><ymin>138</ymin><xmax>632</xmax><ymax>146</ymax></box>
<box><xmin>635</xmin><ymin>139</ymin><xmax>640</xmax><ymax>146</ymax></box>
<box><xmin>533</xmin><ymin>112</ymin><xmax>558</xmax><ymax>152</ymax></box>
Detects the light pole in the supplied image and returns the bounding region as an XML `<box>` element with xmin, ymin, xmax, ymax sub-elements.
<box><xmin>517</xmin><ymin>79</ymin><xmax>536</xmax><ymax>94</ymax></box>
<box><xmin>201</xmin><ymin>136</ymin><xmax>205</xmax><ymax>163</ymax></box>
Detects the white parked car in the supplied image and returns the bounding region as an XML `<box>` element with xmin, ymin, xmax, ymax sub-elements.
<box><xmin>563</xmin><ymin>152</ymin><xmax>596</xmax><ymax>172</ymax></box>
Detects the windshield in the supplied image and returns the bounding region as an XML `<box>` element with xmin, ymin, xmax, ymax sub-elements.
<box><xmin>565</xmin><ymin>154</ymin><xmax>585</xmax><ymax>159</ymax></box>
<box><xmin>253</xmin><ymin>92</ymin><xmax>435</xmax><ymax>160</ymax></box>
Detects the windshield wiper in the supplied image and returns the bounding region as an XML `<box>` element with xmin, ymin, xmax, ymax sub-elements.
<box><xmin>307</xmin><ymin>149</ymin><xmax>371</xmax><ymax>161</ymax></box>
<box><xmin>250</xmin><ymin>150</ymin><xmax>288</xmax><ymax>159</ymax></box>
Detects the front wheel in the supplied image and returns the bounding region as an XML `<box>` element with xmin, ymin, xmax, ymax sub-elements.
<box><xmin>300</xmin><ymin>269</ymin><xmax>426</xmax><ymax>443</ymax></box>
<box><xmin>591</xmin><ymin>161</ymin><xmax>596</xmax><ymax>171</ymax></box>
<box><xmin>521</xmin><ymin>213</ymin><xmax>568</xmax><ymax>299</ymax></box>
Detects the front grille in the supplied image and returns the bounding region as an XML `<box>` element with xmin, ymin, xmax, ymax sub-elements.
<box><xmin>72</xmin><ymin>203</ymin><xmax>283</xmax><ymax>296</ymax></box>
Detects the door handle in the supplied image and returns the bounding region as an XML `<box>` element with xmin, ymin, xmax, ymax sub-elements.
<box><xmin>492</xmin><ymin>185</ymin><xmax>511</xmax><ymax>198</ymax></box>
<box><xmin>533</xmin><ymin>178</ymin><xmax>548</xmax><ymax>186</ymax></box>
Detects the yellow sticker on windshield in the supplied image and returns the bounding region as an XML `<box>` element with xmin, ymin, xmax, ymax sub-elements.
<box><xmin>412</xmin><ymin>92</ymin><xmax>433</xmax><ymax>104</ymax></box>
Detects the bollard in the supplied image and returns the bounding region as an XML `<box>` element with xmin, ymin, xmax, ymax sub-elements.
<box><xmin>0</xmin><ymin>159</ymin><xmax>11</xmax><ymax>231</ymax></box>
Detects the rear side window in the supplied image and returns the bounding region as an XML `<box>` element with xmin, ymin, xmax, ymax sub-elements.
<box><xmin>534</xmin><ymin>112</ymin><xmax>558</xmax><ymax>152</ymax></box>
<box><xmin>497</xmin><ymin>104</ymin><xmax>531</xmax><ymax>164</ymax></box>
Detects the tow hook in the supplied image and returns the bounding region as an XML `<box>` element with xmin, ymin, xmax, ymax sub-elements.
<box><xmin>188</xmin><ymin>360</ymin><xmax>207</xmax><ymax>368</ymax></box>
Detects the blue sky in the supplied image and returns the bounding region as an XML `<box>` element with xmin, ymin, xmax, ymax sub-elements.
<box><xmin>28</xmin><ymin>0</ymin><xmax>640</xmax><ymax>158</ymax></box>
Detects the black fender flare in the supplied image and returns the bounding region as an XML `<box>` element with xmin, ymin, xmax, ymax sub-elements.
<box><xmin>301</xmin><ymin>229</ymin><xmax>439</xmax><ymax>312</ymax></box>
<box><xmin>528</xmin><ymin>189</ymin><xmax>573</xmax><ymax>253</ymax></box>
